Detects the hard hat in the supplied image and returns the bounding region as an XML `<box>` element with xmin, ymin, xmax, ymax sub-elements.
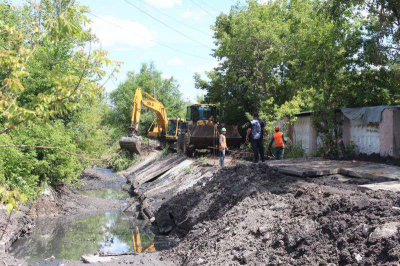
<box><xmin>221</xmin><ymin>128</ymin><xmax>227</xmax><ymax>132</ymax></box>
<box><xmin>275</xmin><ymin>125</ymin><xmax>280</xmax><ymax>131</ymax></box>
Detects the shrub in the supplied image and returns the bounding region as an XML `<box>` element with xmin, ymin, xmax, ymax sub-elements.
<box><xmin>286</xmin><ymin>145</ymin><xmax>307</xmax><ymax>159</ymax></box>
<box><xmin>0</xmin><ymin>134</ymin><xmax>38</xmax><ymax>197</ymax></box>
<box><xmin>14</xmin><ymin>122</ymin><xmax>83</xmax><ymax>187</ymax></box>
<box><xmin>110</xmin><ymin>151</ymin><xmax>139</xmax><ymax>172</ymax></box>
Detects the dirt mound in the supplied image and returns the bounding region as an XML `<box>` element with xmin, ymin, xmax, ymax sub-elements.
<box><xmin>157</xmin><ymin>163</ymin><xmax>400</xmax><ymax>265</ymax></box>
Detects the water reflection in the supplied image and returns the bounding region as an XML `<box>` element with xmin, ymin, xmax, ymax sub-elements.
<box><xmin>11</xmin><ymin>211</ymin><xmax>176</xmax><ymax>261</ymax></box>
<box><xmin>78</xmin><ymin>189</ymin><xmax>129</xmax><ymax>200</ymax></box>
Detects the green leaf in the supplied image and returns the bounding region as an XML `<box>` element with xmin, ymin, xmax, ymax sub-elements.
<box><xmin>6</xmin><ymin>203</ymin><xmax>14</xmax><ymax>213</ymax></box>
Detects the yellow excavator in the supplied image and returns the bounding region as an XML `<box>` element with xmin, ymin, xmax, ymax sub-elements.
<box><xmin>119</xmin><ymin>88</ymin><xmax>182</xmax><ymax>154</ymax></box>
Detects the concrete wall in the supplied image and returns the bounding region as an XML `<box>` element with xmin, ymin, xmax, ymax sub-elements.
<box><xmin>292</xmin><ymin>115</ymin><xmax>318</xmax><ymax>155</ymax></box>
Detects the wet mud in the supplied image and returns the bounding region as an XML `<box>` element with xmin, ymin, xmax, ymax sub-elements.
<box><xmin>2</xmin><ymin>167</ymin><xmax>175</xmax><ymax>265</ymax></box>
<box><xmin>157</xmin><ymin>163</ymin><xmax>400</xmax><ymax>265</ymax></box>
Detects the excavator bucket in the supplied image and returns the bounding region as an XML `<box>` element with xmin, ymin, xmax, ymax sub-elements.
<box><xmin>119</xmin><ymin>135</ymin><xmax>142</xmax><ymax>155</ymax></box>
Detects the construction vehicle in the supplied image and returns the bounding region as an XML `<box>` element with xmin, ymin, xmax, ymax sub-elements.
<box><xmin>178</xmin><ymin>104</ymin><xmax>242</xmax><ymax>156</ymax></box>
<box><xmin>119</xmin><ymin>88</ymin><xmax>182</xmax><ymax>154</ymax></box>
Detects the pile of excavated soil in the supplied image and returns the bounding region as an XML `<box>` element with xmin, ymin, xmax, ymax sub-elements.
<box><xmin>157</xmin><ymin>163</ymin><xmax>400</xmax><ymax>265</ymax></box>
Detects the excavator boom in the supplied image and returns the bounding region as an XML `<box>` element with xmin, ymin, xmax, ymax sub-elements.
<box><xmin>119</xmin><ymin>88</ymin><xmax>171</xmax><ymax>154</ymax></box>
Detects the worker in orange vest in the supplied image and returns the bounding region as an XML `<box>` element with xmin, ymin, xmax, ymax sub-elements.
<box><xmin>219</xmin><ymin>128</ymin><xmax>228</xmax><ymax>167</ymax></box>
<box><xmin>268</xmin><ymin>125</ymin><xmax>287</xmax><ymax>160</ymax></box>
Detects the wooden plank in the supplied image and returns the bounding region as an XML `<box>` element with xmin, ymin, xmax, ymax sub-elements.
<box><xmin>132</xmin><ymin>155</ymin><xmax>187</xmax><ymax>189</ymax></box>
<box><xmin>121</xmin><ymin>151</ymin><xmax>161</xmax><ymax>178</ymax></box>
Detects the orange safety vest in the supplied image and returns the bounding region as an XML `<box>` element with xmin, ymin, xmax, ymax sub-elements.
<box><xmin>273</xmin><ymin>132</ymin><xmax>285</xmax><ymax>147</ymax></box>
<box><xmin>219</xmin><ymin>134</ymin><xmax>227</xmax><ymax>150</ymax></box>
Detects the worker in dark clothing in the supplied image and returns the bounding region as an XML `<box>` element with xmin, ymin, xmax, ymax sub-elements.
<box><xmin>246</xmin><ymin>112</ymin><xmax>266</xmax><ymax>163</ymax></box>
<box><xmin>268</xmin><ymin>125</ymin><xmax>287</xmax><ymax>160</ymax></box>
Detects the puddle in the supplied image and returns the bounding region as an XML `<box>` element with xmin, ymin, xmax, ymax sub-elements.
<box><xmin>79</xmin><ymin>189</ymin><xmax>129</xmax><ymax>200</ymax></box>
<box><xmin>11</xmin><ymin>211</ymin><xmax>177</xmax><ymax>262</ymax></box>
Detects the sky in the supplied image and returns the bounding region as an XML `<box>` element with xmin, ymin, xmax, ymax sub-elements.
<box><xmin>75</xmin><ymin>0</ymin><xmax>242</xmax><ymax>102</ymax></box>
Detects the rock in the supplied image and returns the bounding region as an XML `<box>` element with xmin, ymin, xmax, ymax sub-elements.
<box><xmin>242</xmin><ymin>251</ymin><xmax>256</xmax><ymax>264</ymax></box>
<box><xmin>270</xmin><ymin>202</ymin><xmax>288</xmax><ymax>211</ymax></box>
<box><xmin>294</xmin><ymin>190</ymin><xmax>304</xmax><ymax>198</ymax></box>
<box><xmin>257</xmin><ymin>226</ymin><xmax>268</xmax><ymax>235</ymax></box>
<box><xmin>362</xmin><ymin>224</ymin><xmax>368</xmax><ymax>237</ymax></box>
<box><xmin>81</xmin><ymin>254</ymin><xmax>113</xmax><ymax>263</ymax></box>
<box><xmin>224</xmin><ymin>227</ymin><xmax>230</xmax><ymax>232</ymax></box>
<box><xmin>357</xmin><ymin>200</ymin><xmax>369</xmax><ymax>209</ymax></box>
<box><xmin>369</xmin><ymin>222</ymin><xmax>400</xmax><ymax>243</ymax></box>
<box><xmin>44</xmin><ymin>255</ymin><xmax>55</xmax><ymax>262</ymax></box>
<box><xmin>354</xmin><ymin>253</ymin><xmax>362</xmax><ymax>262</ymax></box>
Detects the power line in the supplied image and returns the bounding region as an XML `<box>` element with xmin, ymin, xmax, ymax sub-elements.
<box><xmin>196</xmin><ymin>0</ymin><xmax>220</xmax><ymax>13</ymax></box>
<box><xmin>124</xmin><ymin>0</ymin><xmax>213</xmax><ymax>50</ymax></box>
<box><xmin>136</xmin><ymin>0</ymin><xmax>212</xmax><ymax>37</ymax></box>
<box><xmin>88</xmin><ymin>13</ymin><xmax>214</xmax><ymax>62</ymax></box>
<box><xmin>189</xmin><ymin>0</ymin><xmax>215</xmax><ymax>17</ymax></box>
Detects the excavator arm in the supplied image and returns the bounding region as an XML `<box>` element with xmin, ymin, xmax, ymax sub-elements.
<box><xmin>129</xmin><ymin>88</ymin><xmax>168</xmax><ymax>137</ymax></box>
<box><xmin>120</xmin><ymin>88</ymin><xmax>171</xmax><ymax>154</ymax></box>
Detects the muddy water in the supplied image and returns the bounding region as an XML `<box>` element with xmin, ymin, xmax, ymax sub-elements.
<box><xmin>11</xmin><ymin>211</ymin><xmax>177</xmax><ymax>262</ymax></box>
<box><xmin>79</xmin><ymin>189</ymin><xmax>130</xmax><ymax>200</ymax></box>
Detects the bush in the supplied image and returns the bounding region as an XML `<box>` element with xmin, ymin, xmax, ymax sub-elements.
<box><xmin>13</xmin><ymin>121</ymin><xmax>83</xmax><ymax>187</ymax></box>
<box><xmin>0</xmin><ymin>121</ymin><xmax>86</xmax><ymax>198</ymax></box>
<box><xmin>286</xmin><ymin>145</ymin><xmax>307</xmax><ymax>159</ymax></box>
<box><xmin>0</xmin><ymin>134</ymin><xmax>38</xmax><ymax>198</ymax></box>
<box><xmin>109</xmin><ymin>151</ymin><xmax>140</xmax><ymax>172</ymax></box>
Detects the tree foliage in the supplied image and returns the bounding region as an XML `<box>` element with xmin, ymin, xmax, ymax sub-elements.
<box><xmin>196</xmin><ymin>0</ymin><xmax>400</xmax><ymax>151</ymax></box>
<box><xmin>108</xmin><ymin>62</ymin><xmax>188</xmax><ymax>138</ymax></box>
<box><xmin>0</xmin><ymin>0</ymin><xmax>115</xmax><ymax>202</ymax></box>
<box><xmin>0</xmin><ymin>0</ymin><xmax>117</xmax><ymax>135</ymax></box>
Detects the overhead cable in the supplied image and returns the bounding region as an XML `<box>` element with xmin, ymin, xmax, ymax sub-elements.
<box><xmin>124</xmin><ymin>0</ymin><xmax>213</xmax><ymax>49</ymax></box>
<box><xmin>189</xmin><ymin>0</ymin><xmax>215</xmax><ymax>17</ymax></box>
<box><xmin>137</xmin><ymin>0</ymin><xmax>212</xmax><ymax>37</ymax></box>
<box><xmin>196</xmin><ymin>0</ymin><xmax>220</xmax><ymax>13</ymax></box>
<box><xmin>88</xmin><ymin>13</ymin><xmax>214</xmax><ymax>61</ymax></box>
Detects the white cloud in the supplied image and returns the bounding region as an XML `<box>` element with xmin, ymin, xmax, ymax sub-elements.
<box><xmin>180</xmin><ymin>9</ymin><xmax>206</xmax><ymax>21</ymax></box>
<box><xmin>161</xmin><ymin>73</ymin><xmax>172</xmax><ymax>79</ymax></box>
<box><xmin>145</xmin><ymin>0</ymin><xmax>181</xmax><ymax>8</ymax></box>
<box><xmin>89</xmin><ymin>15</ymin><xmax>156</xmax><ymax>49</ymax></box>
<box><xmin>167</xmin><ymin>58</ymin><xmax>185</xmax><ymax>66</ymax></box>
<box><xmin>187</xmin><ymin>62</ymin><xmax>218</xmax><ymax>73</ymax></box>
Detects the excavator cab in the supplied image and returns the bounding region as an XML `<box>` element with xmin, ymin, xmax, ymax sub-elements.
<box><xmin>186</xmin><ymin>104</ymin><xmax>218</xmax><ymax>125</ymax></box>
<box><xmin>166</xmin><ymin>118</ymin><xmax>181</xmax><ymax>141</ymax></box>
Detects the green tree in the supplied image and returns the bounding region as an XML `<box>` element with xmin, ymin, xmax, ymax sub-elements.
<box><xmin>108</xmin><ymin>62</ymin><xmax>187</xmax><ymax>138</ymax></box>
<box><xmin>197</xmin><ymin>0</ymin><xmax>399</xmax><ymax>154</ymax></box>
<box><xmin>0</xmin><ymin>0</ymin><xmax>117</xmax><ymax>135</ymax></box>
<box><xmin>0</xmin><ymin>0</ymin><xmax>116</xmax><ymax>200</ymax></box>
